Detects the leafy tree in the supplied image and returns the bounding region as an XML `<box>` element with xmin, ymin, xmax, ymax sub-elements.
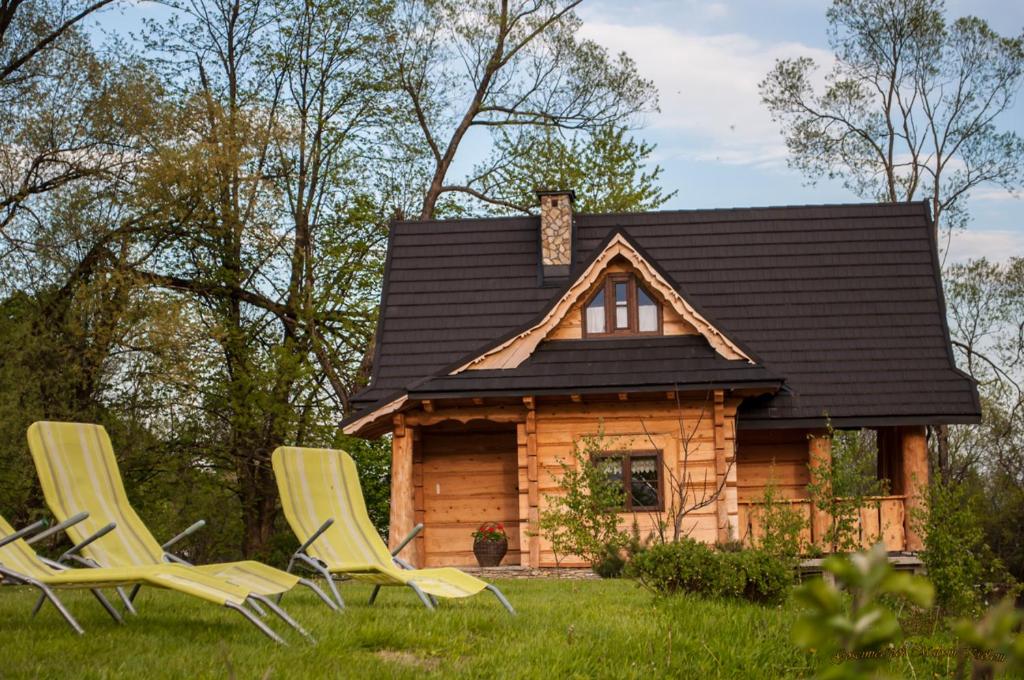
<box><xmin>761</xmin><ymin>0</ymin><xmax>1024</xmax><ymax>237</ymax></box>
<box><xmin>471</xmin><ymin>125</ymin><xmax>676</xmax><ymax>214</ymax></box>
<box><xmin>381</xmin><ymin>0</ymin><xmax>658</xmax><ymax>219</ymax></box>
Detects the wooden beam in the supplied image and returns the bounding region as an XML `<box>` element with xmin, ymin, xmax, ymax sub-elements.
<box><xmin>618</xmin><ymin>393</ymin><xmax>628</xmax><ymax>401</ymax></box>
<box><xmin>901</xmin><ymin>426</ymin><xmax>928</xmax><ymax>552</ymax></box>
<box><xmin>421</xmin><ymin>399</ymin><xmax>434</xmax><ymax>413</ymax></box>
<box><xmin>713</xmin><ymin>390</ymin><xmax>730</xmax><ymax>543</ymax></box>
<box><xmin>808</xmin><ymin>432</ymin><xmax>832</xmax><ymax>551</ymax></box>
<box><xmin>523</xmin><ymin>396</ymin><xmax>540</xmax><ymax>567</ymax></box>
<box><xmin>570</xmin><ymin>394</ymin><xmax>582</xmax><ymax>403</ymax></box>
<box><xmin>389</xmin><ymin>417</ymin><xmax>418</xmax><ymax>565</ymax></box>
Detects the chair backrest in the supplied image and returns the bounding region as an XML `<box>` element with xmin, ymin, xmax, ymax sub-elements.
<box><xmin>27</xmin><ymin>421</ymin><xmax>165</xmax><ymax>568</ymax></box>
<box><xmin>0</xmin><ymin>515</ymin><xmax>56</xmax><ymax>579</ymax></box>
<box><xmin>272</xmin><ymin>446</ymin><xmax>393</xmax><ymax>570</ymax></box>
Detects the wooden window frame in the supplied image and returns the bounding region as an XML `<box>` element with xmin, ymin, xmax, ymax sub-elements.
<box><xmin>582</xmin><ymin>274</ymin><xmax>663</xmax><ymax>338</ymax></box>
<box><xmin>595</xmin><ymin>450</ymin><xmax>664</xmax><ymax>512</ymax></box>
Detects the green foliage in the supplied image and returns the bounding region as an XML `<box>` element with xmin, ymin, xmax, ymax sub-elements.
<box><xmin>792</xmin><ymin>543</ymin><xmax>935</xmax><ymax>679</ymax></box>
<box><xmin>953</xmin><ymin>598</ymin><xmax>1024</xmax><ymax>679</ymax></box>
<box><xmin>335</xmin><ymin>435</ymin><xmax>391</xmax><ymax>538</ymax></box>
<box><xmin>917</xmin><ymin>477</ymin><xmax>1019</xmax><ymax>617</ymax></box>
<box><xmin>752</xmin><ymin>473</ymin><xmax>808</xmax><ymax>571</ymax></box>
<box><xmin>539</xmin><ymin>430</ymin><xmax>628</xmax><ymax>569</ymax></box>
<box><xmin>945</xmin><ymin>258</ymin><xmax>1024</xmax><ymax>586</ymax></box>
<box><xmin>627</xmin><ymin>539</ymin><xmax>792</xmax><ymax>605</ymax></box>
<box><xmin>807</xmin><ymin>425</ymin><xmax>888</xmax><ymax>553</ymax></box>
<box><xmin>473</xmin><ymin>125</ymin><xmax>676</xmax><ymax>214</ymax></box>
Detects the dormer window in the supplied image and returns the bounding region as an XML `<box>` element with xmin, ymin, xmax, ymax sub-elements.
<box><xmin>583</xmin><ymin>274</ymin><xmax>662</xmax><ymax>337</ymax></box>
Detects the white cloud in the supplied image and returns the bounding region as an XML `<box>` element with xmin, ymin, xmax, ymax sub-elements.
<box><xmin>578</xmin><ymin>21</ymin><xmax>834</xmax><ymax>168</ymax></box>
<box><xmin>946</xmin><ymin>229</ymin><xmax>1024</xmax><ymax>263</ymax></box>
<box><xmin>972</xmin><ymin>187</ymin><xmax>1022</xmax><ymax>202</ymax></box>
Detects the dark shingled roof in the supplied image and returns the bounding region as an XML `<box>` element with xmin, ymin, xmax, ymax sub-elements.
<box><xmin>349</xmin><ymin>201</ymin><xmax>980</xmax><ymax>429</ymax></box>
<box><xmin>409</xmin><ymin>336</ymin><xmax>782</xmax><ymax>398</ymax></box>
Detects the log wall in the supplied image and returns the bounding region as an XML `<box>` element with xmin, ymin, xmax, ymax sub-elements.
<box><xmin>528</xmin><ymin>396</ymin><xmax>740</xmax><ymax>568</ymax></box>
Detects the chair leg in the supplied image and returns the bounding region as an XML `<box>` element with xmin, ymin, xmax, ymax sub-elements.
<box><xmin>127</xmin><ymin>583</ymin><xmax>142</xmax><ymax>603</ymax></box>
<box><xmin>117</xmin><ymin>587</ymin><xmax>137</xmax><ymax>615</ymax></box>
<box><xmin>34</xmin><ymin>584</ymin><xmax>85</xmax><ymax>635</ymax></box>
<box><xmin>226</xmin><ymin>602</ymin><xmax>285</xmax><ymax>645</ymax></box>
<box><xmin>368</xmin><ymin>585</ymin><xmax>381</xmax><ymax>605</ymax></box>
<box><xmin>485</xmin><ymin>584</ymin><xmax>515</xmax><ymax>615</ymax></box>
<box><xmin>30</xmin><ymin>592</ymin><xmax>46</xmax><ymax>618</ymax></box>
<box><xmin>428</xmin><ymin>594</ymin><xmax>439</xmax><ymax>608</ymax></box>
<box><xmin>298</xmin><ymin>556</ymin><xmax>344</xmax><ymax>609</ymax></box>
<box><xmin>90</xmin><ymin>589</ymin><xmax>124</xmax><ymax>624</ymax></box>
<box><xmin>250</xmin><ymin>594</ymin><xmax>315</xmax><ymax>644</ymax></box>
<box><xmin>247</xmin><ymin>599</ymin><xmax>267</xmax><ymax>617</ymax></box>
<box><xmin>408</xmin><ymin>582</ymin><xmax>434</xmax><ymax>610</ymax></box>
<box><xmin>297</xmin><ymin>577</ymin><xmax>340</xmax><ymax>612</ymax></box>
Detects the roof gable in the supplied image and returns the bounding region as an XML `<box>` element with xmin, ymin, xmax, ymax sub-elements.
<box><xmin>451</xmin><ymin>231</ymin><xmax>753</xmax><ymax>373</ymax></box>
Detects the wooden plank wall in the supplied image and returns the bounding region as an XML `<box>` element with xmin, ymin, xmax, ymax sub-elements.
<box><xmin>735</xmin><ymin>428</ymin><xmax>813</xmax><ymax>502</ymax></box>
<box><xmin>419</xmin><ymin>422</ymin><xmax>521</xmax><ymax>567</ymax></box>
<box><xmin>532</xmin><ymin>398</ymin><xmax>736</xmax><ymax>567</ymax></box>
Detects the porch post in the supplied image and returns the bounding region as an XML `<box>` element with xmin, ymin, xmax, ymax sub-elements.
<box><xmin>389</xmin><ymin>413</ymin><xmax>419</xmax><ymax>564</ymax></box>
<box><xmin>521</xmin><ymin>397</ymin><xmax>540</xmax><ymax>567</ymax></box>
<box><xmin>807</xmin><ymin>432</ymin><xmax>832</xmax><ymax>550</ymax></box>
<box><xmin>901</xmin><ymin>426</ymin><xmax>928</xmax><ymax>552</ymax></box>
<box><xmin>713</xmin><ymin>390</ymin><xmax>738</xmax><ymax>542</ymax></box>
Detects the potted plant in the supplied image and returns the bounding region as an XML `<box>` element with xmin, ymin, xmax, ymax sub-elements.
<box><xmin>472</xmin><ymin>522</ymin><xmax>508</xmax><ymax>567</ymax></box>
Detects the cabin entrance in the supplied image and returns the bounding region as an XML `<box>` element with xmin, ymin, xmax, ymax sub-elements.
<box><xmin>419</xmin><ymin>420</ymin><xmax>521</xmax><ymax>567</ymax></box>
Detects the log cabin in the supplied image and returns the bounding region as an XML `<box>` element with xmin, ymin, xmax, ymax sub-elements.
<box><xmin>341</xmin><ymin>191</ymin><xmax>980</xmax><ymax>568</ymax></box>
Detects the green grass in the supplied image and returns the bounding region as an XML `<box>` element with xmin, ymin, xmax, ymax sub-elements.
<box><xmin>0</xmin><ymin>579</ymin><xmax>963</xmax><ymax>679</ymax></box>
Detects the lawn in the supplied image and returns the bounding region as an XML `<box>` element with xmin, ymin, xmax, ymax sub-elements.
<box><xmin>0</xmin><ymin>578</ymin><xmax>963</xmax><ymax>679</ymax></box>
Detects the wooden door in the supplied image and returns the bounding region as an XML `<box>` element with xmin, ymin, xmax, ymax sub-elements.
<box><xmin>420</xmin><ymin>422</ymin><xmax>520</xmax><ymax>567</ymax></box>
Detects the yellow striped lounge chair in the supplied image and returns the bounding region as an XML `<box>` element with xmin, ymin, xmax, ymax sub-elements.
<box><xmin>25</xmin><ymin>421</ymin><xmax>338</xmax><ymax>618</ymax></box>
<box><xmin>271</xmin><ymin>446</ymin><xmax>514</xmax><ymax>614</ymax></box>
<box><xmin>0</xmin><ymin>512</ymin><xmax>304</xmax><ymax>642</ymax></box>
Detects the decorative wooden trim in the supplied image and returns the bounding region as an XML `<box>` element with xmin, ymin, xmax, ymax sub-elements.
<box><xmin>450</xmin><ymin>233</ymin><xmax>753</xmax><ymax>373</ymax></box>
<box><xmin>403</xmin><ymin>406</ymin><xmax>527</xmax><ymax>427</ymax></box>
<box><xmin>341</xmin><ymin>395</ymin><xmax>408</xmax><ymax>435</ymax></box>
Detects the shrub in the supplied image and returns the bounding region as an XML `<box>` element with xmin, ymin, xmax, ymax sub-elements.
<box><xmin>917</xmin><ymin>477</ymin><xmax>1020</xmax><ymax>616</ymax></box>
<box><xmin>539</xmin><ymin>430</ymin><xmax>628</xmax><ymax>569</ymax></box>
<box><xmin>627</xmin><ymin>539</ymin><xmax>721</xmax><ymax>595</ymax></box>
<box><xmin>721</xmin><ymin>549</ymin><xmax>792</xmax><ymax>605</ymax></box>
<box><xmin>627</xmin><ymin>539</ymin><xmax>792</xmax><ymax>604</ymax></box>
<box><xmin>752</xmin><ymin>475</ymin><xmax>806</xmax><ymax>571</ymax></box>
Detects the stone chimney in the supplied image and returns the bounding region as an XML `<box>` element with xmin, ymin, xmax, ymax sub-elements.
<box><xmin>537</xmin><ymin>189</ymin><xmax>575</xmax><ymax>277</ymax></box>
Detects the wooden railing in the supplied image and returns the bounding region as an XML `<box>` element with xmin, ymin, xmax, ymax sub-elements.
<box><xmin>737</xmin><ymin>495</ymin><xmax>908</xmax><ymax>552</ymax></box>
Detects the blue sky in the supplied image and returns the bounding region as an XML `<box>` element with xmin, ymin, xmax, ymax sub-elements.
<box><xmin>94</xmin><ymin>1</ymin><xmax>1023</xmax><ymax>261</ymax></box>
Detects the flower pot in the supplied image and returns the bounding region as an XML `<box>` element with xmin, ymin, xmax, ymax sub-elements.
<box><xmin>473</xmin><ymin>538</ymin><xmax>508</xmax><ymax>567</ymax></box>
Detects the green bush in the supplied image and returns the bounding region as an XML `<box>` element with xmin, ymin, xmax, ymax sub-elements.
<box><xmin>627</xmin><ymin>539</ymin><xmax>721</xmax><ymax>594</ymax></box>
<box><xmin>627</xmin><ymin>539</ymin><xmax>792</xmax><ymax>604</ymax></box>
<box><xmin>918</xmin><ymin>477</ymin><xmax>1019</xmax><ymax>616</ymax></box>
<box><xmin>721</xmin><ymin>549</ymin><xmax>793</xmax><ymax>605</ymax></box>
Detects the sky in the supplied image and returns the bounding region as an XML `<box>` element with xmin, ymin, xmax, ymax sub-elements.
<box><xmin>92</xmin><ymin>0</ymin><xmax>1024</xmax><ymax>262</ymax></box>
